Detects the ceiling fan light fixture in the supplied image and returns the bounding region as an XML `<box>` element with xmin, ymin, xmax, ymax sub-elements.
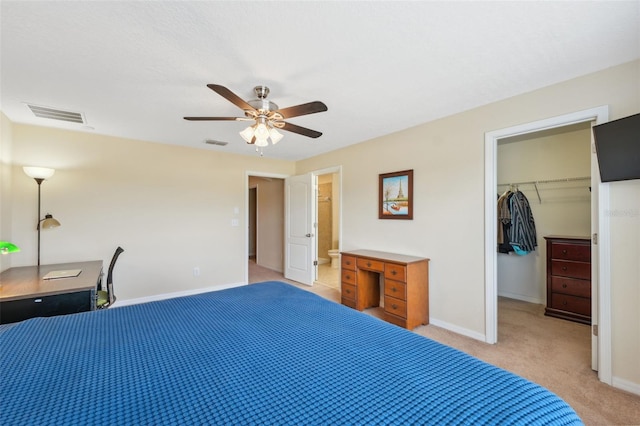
<box><xmin>254</xmin><ymin>122</ymin><xmax>270</xmax><ymax>140</ymax></box>
<box><xmin>254</xmin><ymin>137</ymin><xmax>269</xmax><ymax>147</ymax></box>
<box><xmin>269</xmin><ymin>127</ymin><xmax>283</xmax><ymax>145</ymax></box>
<box><xmin>239</xmin><ymin>125</ymin><xmax>255</xmax><ymax>143</ymax></box>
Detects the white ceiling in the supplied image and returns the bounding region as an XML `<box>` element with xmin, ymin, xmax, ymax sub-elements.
<box><xmin>1</xmin><ymin>1</ymin><xmax>638</xmax><ymax>161</ymax></box>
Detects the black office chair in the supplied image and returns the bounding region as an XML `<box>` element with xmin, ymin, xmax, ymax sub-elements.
<box><xmin>97</xmin><ymin>246</ymin><xmax>124</xmax><ymax>309</ymax></box>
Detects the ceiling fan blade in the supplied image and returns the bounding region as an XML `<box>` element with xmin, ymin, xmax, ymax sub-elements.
<box><xmin>277</xmin><ymin>101</ymin><xmax>328</xmax><ymax>119</ymax></box>
<box><xmin>281</xmin><ymin>121</ymin><xmax>323</xmax><ymax>138</ymax></box>
<box><xmin>207</xmin><ymin>84</ymin><xmax>256</xmax><ymax>112</ymax></box>
<box><xmin>183</xmin><ymin>116</ymin><xmax>242</xmax><ymax>121</ymax></box>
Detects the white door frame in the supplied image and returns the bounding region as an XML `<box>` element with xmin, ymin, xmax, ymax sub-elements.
<box><xmin>484</xmin><ymin>106</ymin><xmax>612</xmax><ymax>384</ymax></box>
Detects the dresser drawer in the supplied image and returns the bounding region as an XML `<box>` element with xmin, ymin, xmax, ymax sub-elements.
<box><xmin>551</xmin><ymin>243</ymin><xmax>590</xmax><ymax>262</ymax></box>
<box><xmin>341</xmin><ymin>269</ymin><xmax>356</xmax><ymax>285</ymax></box>
<box><xmin>341</xmin><ymin>283</ymin><xmax>356</xmax><ymax>302</ymax></box>
<box><xmin>384</xmin><ymin>279</ymin><xmax>406</xmax><ymax>300</ymax></box>
<box><xmin>384</xmin><ymin>295</ymin><xmax>407</xmax><ymax>319</ymax></box>
<box><xmin>551</xmin><ymin>260</ymin><xmax>590</xmax><ymax>280</ymax></box>
<box><xmin>385</xmin><ymin>264</ymin><xmax>406</xmax><ymax>281</ymax></box>
<box><xmin>341</xmin><ymin>255</ymin><xmax>356</xmax><ymax>271</ymax></box>
<box><xmin>551</xmin><ymin>276</ymin><xmax>591</xmax><ymax>298</ymax></box>
<box><xmin>550</xmin><ymin>294</ymin><xmax>591</xmax><ymax>316</ymax></box>
<box><xmin>357</xmin><ymin>258</ymin><xmax>384</xmax><ymax>272</ymax></box>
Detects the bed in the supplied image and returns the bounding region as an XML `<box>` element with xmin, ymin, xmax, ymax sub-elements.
<box><xmin>0</xmin><ymin>281</ymin><xmax>581</xmax><ymax>425</ymax></box>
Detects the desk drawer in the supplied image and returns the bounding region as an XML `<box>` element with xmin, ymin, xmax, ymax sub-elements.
<box><xmin>384</xmin><ymin>295</ymin><xmax>407</xmax><ymax>319</ymax></box>
<box><xmin>551</xmin><ymin>260</ymin><xmax>590</xmax><ymax>280</ymax></box>
<box><xmin>341</xmin><ymin>283</ymin><xmax>356</xmax><ymax>302</ymax></box>
<box><xmin>0</xmin><ymin>290</ymin><xmax>93</xmax><ymax>325</ymax></box>
<box><xmin>341</xmin><ymin>269</ymin><xmax>356</xmax><ymax>285</ymax></box>
<box><xmin>385</xmin><ymin>264</ymin><xmax>406</xmax><ymax>281</ymax></box>
<box><xmin>357</xmin><ymin>258</ymin><xmax>384</xmax><ymax>272</ymax></box>
<box><xmin>384</xmin><ymin>279</ymin><xmax>406</xmax><ymax>300</ymax></box>
<box><xmin>341</xmin><ymin>255</ymin><xmax>356</xmax><ymax>271</ymax></box>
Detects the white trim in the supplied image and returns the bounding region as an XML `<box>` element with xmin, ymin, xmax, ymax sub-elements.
<box><xmin>113</xmin><ymin>282</ymin><xmax>246</xmax><ymax>307</ymax></box>
<box><xmin>312</xmin><ymin>165</ymin><xmax>343</xmax><ymax>283</ymax></box>
<box><xmin>484</xmin><ymin>106</ymin><xmax>611</xmax><ymax>384</ymax></box>
<box><xmin>429</xmin><ymin>318</ymin><xmax>487</xmax><ymax>342</ymax></box>
<box><xmin>612</xmin><ymin>376</ymin><xmax>640</xmax><ymax>397</ymax></box>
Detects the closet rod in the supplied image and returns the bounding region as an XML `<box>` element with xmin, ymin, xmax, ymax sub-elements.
<box><xmin>497</xmin><ymin>176</ymin><xmax>590</xmax><ymax>204</ymax></box>
<box><xmin>497</xmin><ymin>176</ymin><xmax>590</xmax><ymax>187</ymax></box>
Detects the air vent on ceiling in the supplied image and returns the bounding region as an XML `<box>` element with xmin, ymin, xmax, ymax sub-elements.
<box><xmin>27</xmin><ymin>104</ymin><xmax>85</xmax><ymax>124</ymax></box>
<box><xmin>204</xmin><ymin>139</ymin><xmax>228</xmax><ymax>146</ymax></box>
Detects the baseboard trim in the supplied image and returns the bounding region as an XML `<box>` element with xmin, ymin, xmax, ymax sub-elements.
<box><xmin>498</xmin><ymin>291</ymin><xmax>544</xmax><ymax>305</ymax></box>
<box><xmin>612</xmin><ymin>376</ymin><xmax>640</xmax><ymax>396</ymax></box>
<box><xmin>112</xmin><ymin>282</ymin><xmax>246</xmax><ymax>307</ymax></box>
<box><xmin>429</xmin><ymin>317</ymin><xmax>487</xmax><ymax>343</ymax></box>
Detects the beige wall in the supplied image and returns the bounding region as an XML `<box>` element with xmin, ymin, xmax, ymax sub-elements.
<box><xmin>0</xmin><ymin>114</ymin><xmax>15</xmax><ymax>271</ymax></box>
<box><xmin>297</xmin><ymin>60</ymin><xmax>640</xmax><ymax>389</ymax></box>
<box><xmin>9</xmin><ymin>125</ymin><xmax>294</xmax><ymax>299</ymax></box>
<box><xmin>497</xmin><ymin>126</ymin><xmax>592</xmax><ymax>303</ymax></box>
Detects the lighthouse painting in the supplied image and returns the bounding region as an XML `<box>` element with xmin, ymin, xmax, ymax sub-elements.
<box><xmin>379</xmin><ymin>169</ymin><xmax>413</xmax><ymax>220</ymax></box>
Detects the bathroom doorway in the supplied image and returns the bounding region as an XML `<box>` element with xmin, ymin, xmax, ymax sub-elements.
<box><xmin>314</xmin><ymin>167</ymin><xmax>341</xmax><ymax>288</ymax></box>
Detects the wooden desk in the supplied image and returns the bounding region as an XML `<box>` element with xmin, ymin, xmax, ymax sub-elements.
<box><xmin>0</xmin><ymin>261</ymin><xmax>103</xmax><ymax>324</ymax></box>
<box><xmin>340</xmin><ymin>250</ymin><xmax>429</xmax><ymax>330</ymax></box>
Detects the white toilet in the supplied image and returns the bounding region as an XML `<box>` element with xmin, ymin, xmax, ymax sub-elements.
<box><xmin>328</xmin><ymin>249</ymin><xmax>340</xmax><ymax>269</ymax></box>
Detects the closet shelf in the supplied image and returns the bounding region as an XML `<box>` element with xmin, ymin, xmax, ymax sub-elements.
<box><xmin>497</xmin><ymin>176</ymin><xmax>590</xmax><ymax>203</ymax></box>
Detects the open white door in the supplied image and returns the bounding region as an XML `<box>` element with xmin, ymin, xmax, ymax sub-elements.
<box><xmin>590</xmin><ymin>124</ymin><xmax>600</xmax><ymax>371</ymax></box>
<box><xmin>284</xmin><ymin>173</ymin><xmax>315</xmax><ymax>285</ymax></box>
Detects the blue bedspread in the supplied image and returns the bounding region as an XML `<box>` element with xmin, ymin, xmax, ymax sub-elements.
<box><xmin>0</xmin><ymin>281</ymin><xmax>581</xmax><ymax>425</ymax></box>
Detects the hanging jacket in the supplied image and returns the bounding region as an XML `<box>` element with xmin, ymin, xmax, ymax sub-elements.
<box><xmin>509</xmin><ymin>191</ymin><xmax>537</xmax><ymax>252</ymax></box>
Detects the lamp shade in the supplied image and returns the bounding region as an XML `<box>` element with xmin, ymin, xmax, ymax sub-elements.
<box><xmin>23</xmin><ymin>166</ymin><xmax>55</xmax><ymax>180</ymax></box>
<box><xmin>40</xmin><ymin>214</ymin><xmax>61</xmax><ymax>229</ymax></box>
<box><xmin>0</xmin><ymin>241</ymin><xmax>20</xmax><ymax>254</ymax></box>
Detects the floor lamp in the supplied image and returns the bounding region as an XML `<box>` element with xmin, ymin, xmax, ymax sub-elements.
<box><xmin>23</xmin><ymin>167</ymin><xmax>61</xmax><ymax>265</ymax></box>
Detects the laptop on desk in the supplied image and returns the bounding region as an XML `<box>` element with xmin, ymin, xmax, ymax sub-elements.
<box><xmin>43</xmin><ymin>269</ymin><xmax>82</xmax><ymax>280</ymax></box>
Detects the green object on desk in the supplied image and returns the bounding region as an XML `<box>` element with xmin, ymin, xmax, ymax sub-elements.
<box><xmin>0</xmin><ymin>241</ymin><xmax>20</xmax><ymax>254</ymax></box>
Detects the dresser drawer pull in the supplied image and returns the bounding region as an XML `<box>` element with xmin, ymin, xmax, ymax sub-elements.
<box><xmin>346</xmin><ymin>260</ymin><xmax>351</xmax><ymax>266</ymax></box>
<box><xmin>345</xmin><ymin>289</ymin><xmax>351</xmax><ymax>295</ymax></box>
<box><xmin>391</xmin><ymin>270</ymin><xmax>397</xmax><ymax>275</ymax></box>
<box><xmin>391</xmin><ymin>287</ymin><xmax>397</xmax><ymax>292</ymax></box>
<box><xmin>563</xmin><ymin>300</ymin><xmax>568</xmax><ymax>306</ymax></box>
<box><xmin>366</xmin><ymin>261</ymin><xmax>372</xmax><ymax>267</ymax></box>
<box><xmin>562</xmin><ymin>266</ymin><xmax>567</xmax><ymax>271</ymax></box>
<box><xmin>345</xmin><ymin>274</ymin><xmax>351</xmax><ymax>280</ymax></box>
<box><xmin>562</xmin><ymin>249</ymin><xmax>568</xmax><ymax>255</ymax></box>
<box><xmin>562</xmin><ymin>283</ymin><xmax>567</xmax><ymax>288</ymax></box>
<box><xmin>391</xmin><ymin>304</ymin><xmax>398</xmax><ymax>310</ymax></box>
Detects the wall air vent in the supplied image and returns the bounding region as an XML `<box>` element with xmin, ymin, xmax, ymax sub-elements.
<box><xmin>204</xmin><ymin>139</ymin><xmax>228</xmax><ymax>146</ymax></box>
<box><xmin>27</xmin><ymin>104</ymin><xmax>85</xmax><ymax>124</ymax></box>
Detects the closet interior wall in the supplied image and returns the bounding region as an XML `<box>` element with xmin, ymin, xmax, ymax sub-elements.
<box><xmin>496</xmin><ymin>124</ymin><xmax>592</xmax><ymax>304</ymax></box>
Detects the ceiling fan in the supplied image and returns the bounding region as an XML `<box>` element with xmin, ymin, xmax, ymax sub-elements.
<box><xmin>184</xmin><ymin>84</ymin><xmax>328</xmax><ymax>148</ymax></box>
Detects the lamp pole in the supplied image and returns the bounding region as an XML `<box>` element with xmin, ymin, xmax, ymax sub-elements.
<box><xmin>35</xmin><ymin>177</ymin><xmax>44</xmax><ymax>266</ymax></box>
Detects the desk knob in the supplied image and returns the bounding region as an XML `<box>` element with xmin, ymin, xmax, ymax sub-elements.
<box><xmin>391</xmin><ymin>304</ymin><xmax>398</xmax><ymax>310</ymax></box>
<box><xmin>366</xmin><ymin>261</ymin><xmax>371</xmax><ymax>267</ymax></box>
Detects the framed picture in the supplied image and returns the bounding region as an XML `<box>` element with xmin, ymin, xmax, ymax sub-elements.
<box><xmin>379</xmin><ymin>169</ymin><xmax>413</xmax><ymax>220</ymax></box>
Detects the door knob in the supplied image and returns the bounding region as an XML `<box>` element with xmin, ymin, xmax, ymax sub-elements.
<box><xmin>305</xmin><ymin>233</ymin><xmax>314</xmax><ymax>237</ymax></box>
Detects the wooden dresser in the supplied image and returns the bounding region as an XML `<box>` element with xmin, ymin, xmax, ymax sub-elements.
<box><xmin>544</xmin><ymin>236</ymin><xmax>591</xmax><ymax>325</ymax></box>
<box><xmin>340</xmin><ymin>250</ymin><xmax>429</xmax><ymax>329</ymax></box>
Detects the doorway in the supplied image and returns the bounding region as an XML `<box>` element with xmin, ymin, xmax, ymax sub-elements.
<box><xmin>485</xmin><ymin>106</ymin><xmax>612</xmax><ymax>385</ymax></box>
<box><xmin>246</xmin><ymin>172</ymin><xmax>287</xmax><ymax>285</ymax></box>
<box><xmin>314</xmin><ymin>171</ymin><xmax>341</xmax><ymax>288</ymax></box>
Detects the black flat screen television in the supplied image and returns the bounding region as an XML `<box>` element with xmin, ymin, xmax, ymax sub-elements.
<box><xmin>593</xmin><ymin>112</ymin><xmax>640</xmax><ymax>182</ymax></box>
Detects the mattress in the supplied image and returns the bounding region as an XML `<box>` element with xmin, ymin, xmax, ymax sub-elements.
<box><xmin>0</xmin><ymin>281</ymin><xmax>582</xmax><ymax>425</ymax></box>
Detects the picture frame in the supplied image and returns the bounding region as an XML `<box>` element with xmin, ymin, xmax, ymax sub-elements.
<box><xmin>379</xmin><ymin>169</ymin><xmax>413</xmax><ymax>220</ymax></box>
